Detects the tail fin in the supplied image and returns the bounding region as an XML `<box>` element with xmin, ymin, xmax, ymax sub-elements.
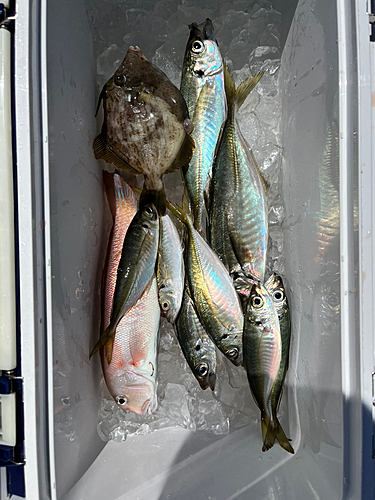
<box><xmin>89</xmin><ymin>324</ymin><xmax>116</xmax><ymax>361</ymax></box>
<box><xmin>223</xmin><ymin>64</ymin><xmax>263</xmax><ymax>111</ymax></box>
<box><xmin>140</xmin><ymin>186</ymin><xmax>167</xmax><ymax>216</ymax></box>
<box><xmin>261</xmin><ymin>412</ymin><xmax>294</xmax><ymax>454</ymax></box>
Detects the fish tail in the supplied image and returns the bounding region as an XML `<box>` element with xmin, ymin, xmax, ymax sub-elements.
<box><xmin>165</xmin><ymin>200</ymin><xmax>190</xmax><ymax>227</ymax></box>
<box><xmin>182</xmin><ymin>186</ymin><xmax>192</xmax><ymax>217</ymax></box>
<box><xmin>140</xmin><ymin>186</ymin><xmax>167</xmax><ymax>216</ymax></box>
<box><xmin>261</xmin><ymin>412</ymin><xmax>294</xmax><ymax>454</ymax></box>
<box><xmin>89</xmin><ymin>324</ymin><xmax>116</xmax><ymax>360</ymax></box>
<box><xmin>224</xmin><ymin>64</ymin><xmax>263</xmax><ymax>111</ymax></box>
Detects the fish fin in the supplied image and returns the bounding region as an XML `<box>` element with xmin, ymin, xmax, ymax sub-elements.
<box><xmin>262</xmin><ymin>413</ymin><xmax>294</xmax><ymax>454</ymax></box>
<box><xmin>95</xmin><ymin>84</ymin><xmax>107</xmax><ymax>117</ymax></box>
<box><xmin>104</xmin><ymin>336</ymin><xmax>115</xmax><ymax>365</ymax></box>
<box><xmin>140</xmin><ymin>186</ymin><xmax>166</xmax><ymax>216</ymax></box>
<box><xmin>182</xmin><ymin>186</ymin><xmax>191</xmax><ymax>216</ymax></box>
<box><xmin>167</xmin><ymin>133</ymin><xmax>195</xmax><ymax>175</ymax></box>
<box><xmin>249</xmin><ymin>149</ymin><xmax>270</xmax><ymax>195</ymax></box>
<box><xmin>223</xmin><ymin>63</ymin><xmax>236</xmax><ymax>107</ymax></box>
<box><xmin>103</xmin><ymin>171</ymin><xmax>116</xmax><ymax>220</ymax></box>
<box><xmin>166</xmin><ymin>200</ymin><xmax>190</xmax><ymax>227</ymax></box>
<box><xmin>93</xmin><ymin>133</ymin><xmax>140</xmax><ymax>175</ymax></box>
<box><xmin>89</xmin><ymin>324</ymin><xmax>117</xmax><ymax>359</ymax></box>
<box><xmin>235</xmin><ymin>73</ymin><xmax>263</xmax><ymax>109</ymax></box>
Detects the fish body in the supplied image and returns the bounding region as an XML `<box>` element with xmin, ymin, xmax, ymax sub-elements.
<box><xmin>91</xmin><ymin>203</ymin><xmax>159</xmax><ymax>361</ymax></box>
<box><xmin>244</xmin><ymin>281</ymin><xmax>294</xmax><ymax>453</ymax></box>
<box><xmin>175</xmin><ymin>284</ymin><xmax>217</xmax><ymax>390</ymax></box>
<box><xmin>209</xmin><ymin>68</ymin><xmax>267</xmax><ymax>281</ymax></box>
<box><xmin>180</xmin><ymin>19</ymin><xmax>226</xmax><ymax>230</ymax></box>
<box><xmin>101</xmin><ymin>275</ymin><xmax>160</xmax><ymax>415</ymax></box>
<box><xmin>99</xmin><ymin>174</ymin><xmax>160</xmax><ymax>415</ymax></box>
<box><xmin>157</xmin><ymin>215</ymin><xmax>185</xmax><ymax>323</ymax></box>
<box><xmin>168</xmin><ymin>202</ymin><xmax>243</xmax><ymax>366</ymax></box>
<box><xmin>94</xmin><ymin>46</ymin><xmax>194</xmax><ymax>215</ymax></box>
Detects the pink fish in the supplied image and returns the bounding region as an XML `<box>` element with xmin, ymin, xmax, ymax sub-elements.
<box><xmin>100</xmin><ymin>173</ymin><xmax>160</xmax><ymax>415</ymax></box>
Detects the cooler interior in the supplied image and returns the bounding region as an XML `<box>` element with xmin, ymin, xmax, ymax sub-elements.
<box><xmin>46</xmin><ymin>0</ymin><xmax>343</xmax><ymax>498</ymax></box>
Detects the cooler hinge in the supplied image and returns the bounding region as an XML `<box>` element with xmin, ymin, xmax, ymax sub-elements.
<box><xmin>367</xmin><ymin>0</ymin><xmax>375</xmax><ymax>41</ymax></box>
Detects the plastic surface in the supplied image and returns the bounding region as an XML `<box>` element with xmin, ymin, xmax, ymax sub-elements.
<box><xmin>0</xmin><ymin>393</ymin><xmax>16</xmax><ymax>447</ymax></box>
<box><xmin>0</xmin><ymin>27</ymin><xmax>17</xmax><ymax>371</ymax></box>
<box><xmin>45</xmin><ymin>0</ymin><xmax>348</xmax><ymax>498</ymax></box>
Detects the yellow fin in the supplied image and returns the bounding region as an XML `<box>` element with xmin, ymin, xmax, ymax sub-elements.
<box><xmin>261</xmin><ymin>413</ymin><xmax>294</xmax><ymax>454</ymax></box>
<box><xmin>235</xmin><ymin>72</ymin><xmax>263</xmax><ymax>109</ymax></box>
<box><xmin>249</xmin><ymin>149</ymin><xmax>270</xmax><ymax>195</ymax></box>
<box><xmin>104</xmin><ymin>336</ymin><xmax>115</xmax><ymax>365</ymax></box>
<box><xmin>89</xmin><ymin>323</ymin><xmax>116</xmax><ymax>359</ymax></box>
<box><xmin>93</xmin><ymin>133</ymin><xmax>140</xmax><ymax>175</ymax></box>
<box><xmin>223</xmin><ymin>63</ymin><xmax>236</xmax><ymax>106</ymax></box>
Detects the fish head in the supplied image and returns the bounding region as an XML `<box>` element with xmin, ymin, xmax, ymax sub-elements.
<box><xmin>138</xmin><ymin>203</ymin><xmax>159</xmax><ymax>234</ymax></box>
<box><xmin>158</xmin><ymin>285</ymin><xmax>181</xmax><ymax>323</ymax></box>
<box><xmin>264</xmin><ymin>274</ymin><xmax>288</xmax><ymax>315</ymax></box>
<box><xmin>105</xmin><ymin>46</ymin><xmax>189</xmax><ymax>124</ymax></box>
<box><xmin>183</xmin><ymin>19</ymin><xmax>223</xmax><ymax>80</ymax></box>
<box><xmin>222</xmin><ymin>340</ymin><xmax>243</xmax><ymax>367</ymax></box>
<box><xmin>193</xmin><ymin>343</ymin><xmax>217</xmax><ymax>391</ymax></box>
<box><xmin>108</xmin><ymin>369</ymin><xmax>157</xmax><ymax>415</ymax></box>
<box><xmin>247</xmin><ymin>281</ymin><xmax>275</xmax><ymax>323</ymax></box>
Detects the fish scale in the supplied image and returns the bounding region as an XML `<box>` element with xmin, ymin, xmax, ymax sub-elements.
<box><xmin>244</xmin><ymin>280</ymin><xmax>294</xmax><ymax>454</ymax></box>
<box><xmin>209</xmin><ymin>68</ymin><xmax>267</xmax><ymax>280</ymax></box>
<box><xmin>181</xmin><ymin>20</ymin><xmax>226</xmax><ymax>231</ymax></box>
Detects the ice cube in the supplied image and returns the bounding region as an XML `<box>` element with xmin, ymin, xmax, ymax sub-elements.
<box><xmin>161</xmin><ymin>383</ymin><xmax>196</xmax><ymax>431</ymax></box>
<box><xmin>96</xmin><ymin>44</ymin><xmax>124</xmax><ymax>84</ymax></box>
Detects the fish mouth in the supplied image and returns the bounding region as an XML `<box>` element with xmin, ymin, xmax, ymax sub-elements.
<box><xmin>189</xmin><ymin>18</ymin><xmax>215</xmax><ymax>41</ymax></box>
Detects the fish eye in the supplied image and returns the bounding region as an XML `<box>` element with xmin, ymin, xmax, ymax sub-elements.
<box><xmin>191</xmin><ymin>40</ymin><xmax>204</xmax><ymax>53</ymax></box>
<box><xmin>273</xmin><ymin>290</ymin><xmax>284</xmax><ymax>302</ymax></box>
<box><xmin>161</xmin><ymin>300</ymin><xmax>171</xmax><ymax>311</ymax></box>
<box><xmin>252</xmin><ymin>296</ymin><xmax>264</xmax><ymax>308</ymax></box>
<box><xmin>115</xmin><ymin>395</ymin><xmax>128</xmax><ymax>406</ymax></box>
<box><xmin>197</xmin><ymin>363</ymin><xmax>208</xmax><ymax>377</ymax></box>
<box><xmin>114</xmin><ymin>73</ymin><xmax>126</xmax><ymax>86</ymax></box>
<box><xmin>144</xmin><ymin>205</ymin><xmax>154</xmax><ymax>217</ymax></box>
<box><xmin>227</xmin><ymin>348</ymin><xmax>238</xmax><ymax>359</ymax></box>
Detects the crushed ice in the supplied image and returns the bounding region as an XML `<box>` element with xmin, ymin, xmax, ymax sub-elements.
<box><xmin>89</xmin><ymin>0</ymin><xmax>285</xmax><ymax>442</ymax></box>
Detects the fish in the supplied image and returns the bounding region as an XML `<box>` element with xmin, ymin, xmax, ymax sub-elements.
<box><xmin>98</xmin><ymin>173</ymin><xmax>160</xmax><ymax>415</ymax></box>
<box><xmin>90</xmin><ymin>203</ymin><xmax>159</xmax><ymax>362</ymax></box>
<box><xmin>94</xmin><ymin>46</ymin><xmax>194</xmax><ymax>216</ymax></box>
<box><xmin>175</xmin><ymin>283</ymin><xmax>217</xmax><ymax>391</ymax></box>
<box><xmin>209</xmin><ymin>66</ymin><xmax>267</xmax><ymax>281</ymax></box>
<box><xmin>101</xmin><ymin>275</ymin><xmax>160</xmax><ymax>415</ymax></box>
<box><xmin>180</xmin><ymin>19</ymin><xmax>227</xmax><ymax>231</ymax></box>
<box><xmin>244</xmin><ymin>281</ymin><xmax>294</xmax><ymax>454</ymax></box>
<box><xmin>167</xmin><ymin>201</ymin><xmax>243</xmax><ymax>366</ymax></box>
<box><xmin>157</xmin><ymin>214</ymin><xmax>185</xmax><ymax>323</ymax></box>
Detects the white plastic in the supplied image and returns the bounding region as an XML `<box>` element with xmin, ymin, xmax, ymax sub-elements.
<box><xmin>0</xmin><ymin>393</ymin><xmax>16</xmax><ymax>447</ymax></box>
<box><xmin>0</xmin><ymin>27</ymin><xmax>17</xmax><ymax>371</ymax></box>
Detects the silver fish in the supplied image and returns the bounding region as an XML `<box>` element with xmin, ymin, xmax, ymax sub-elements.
<box><xmin>244</xmin><ymin>281</ymin><xmax>294</xmax><ymax>454</ymax></box>
<box><xmin>157</xmin><ymin>214</ymin><xmax>185</xmax><ymax>323</ymax></box>
<box><xmin>175</xmin><ymin>284</ymin><xmax>217</xmax><ymax>391</ymax></box>
<box><xmin>209</xmin><ymin>67</ymin><xmax>267</xmax><ymax>281</ymax></box>
<box><xmin>180</xmin><ymin>19</ymin><xmax>226</xmax><ymax>230</ymax></box>
<box><xmin>168</xmin><ymin>201</ymin><xmax>243</xmax><ymax>366</ymax></box>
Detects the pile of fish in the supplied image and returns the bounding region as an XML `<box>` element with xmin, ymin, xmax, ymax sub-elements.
<box><xmin>91</xmin><ymin>19</ymin><xmax>294</xmax><ymax>454</ymax></box>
